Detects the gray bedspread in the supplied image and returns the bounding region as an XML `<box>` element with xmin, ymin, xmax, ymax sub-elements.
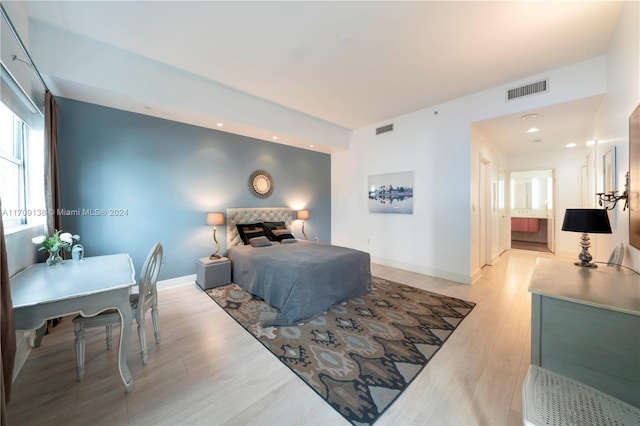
<box><xmin>227</xmin><ymin>242</ymin><xmax>371</xmax><ymax>327</ymax></box>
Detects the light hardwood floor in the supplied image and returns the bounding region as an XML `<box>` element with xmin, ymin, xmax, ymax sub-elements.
<box><xmin>8</xmin><ymin>249</ymin><xmax>552</xmax><ymax>425</ymax></box>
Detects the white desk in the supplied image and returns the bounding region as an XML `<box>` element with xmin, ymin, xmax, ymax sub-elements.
<box><xmin>528</xmin><ymin>258</ymin><xmax>640</xmax><ymax>408</ymax></box>
<box><xmin>11</xmin><ymin>254</ymin><xmax>136</xmax><ymax>393</ymax></box>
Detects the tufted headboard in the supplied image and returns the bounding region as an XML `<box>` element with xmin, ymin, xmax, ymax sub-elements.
<box><xmin>226</xmin><ymin>207</ymin><xmax>293</xmax><ymax>249</ymax></box>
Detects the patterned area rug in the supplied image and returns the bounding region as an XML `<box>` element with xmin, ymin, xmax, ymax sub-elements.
<box><xmin>206</xmin><ymin>276</ymin><xmax>475</xmax><ymax>425</ymax></box>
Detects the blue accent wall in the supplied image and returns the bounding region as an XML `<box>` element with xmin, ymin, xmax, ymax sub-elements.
<box><xmin>56</xmin><ymin>98</ymin><xmax>331</xmax><ymax>280</ymax></box>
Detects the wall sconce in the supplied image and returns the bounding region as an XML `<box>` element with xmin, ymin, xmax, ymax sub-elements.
<box><xmin>205</xmin><ymin>212</ymin><xmax>225</xmax><ymax>259</ymax></box>
<box><xmin>597</xmin><ymin>171</ymin><xmax>629</xmax><ymax>211</ymax></box>
<box><xmin>561</xmin><ymin>208</ymin><xmax>612</xmax><ymax>268</ymax></box>
<box><xmin>296</xmin><ymin>209</ymin><xmax>310</xmax><ymax>240</ymax></box>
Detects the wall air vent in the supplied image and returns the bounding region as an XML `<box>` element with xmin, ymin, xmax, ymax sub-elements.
<box><xmin>375</xmin><ymin>123</ymin><xmax>393</xmax><ymax>135</ymax></box>
<box><xmin>506</xmin><ymin>79</ymin><xmax>548</xmax><ymax>101</ymax></box>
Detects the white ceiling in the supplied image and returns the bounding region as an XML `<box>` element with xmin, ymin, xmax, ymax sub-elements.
<box><xmin>5</xmin><ymin>1</ymin><xmax>624</xmax><ymax>153</ymax></box>
<box><xmin>474</xmin><ymin>95</ymin><xmax>605</xmax><ymax>156</ymax></box>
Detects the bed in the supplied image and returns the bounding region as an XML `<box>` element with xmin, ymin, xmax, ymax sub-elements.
<box><xmin>225</xmin><ymin>207</ymin><xmax>372</xmax><ymax>327</ymax></box>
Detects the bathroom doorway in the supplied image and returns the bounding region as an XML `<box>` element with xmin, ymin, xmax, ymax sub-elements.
<box><xmin>510</xmin><ymin>169</ymin><xmax>555</xmax><ymax>253</ymax></box>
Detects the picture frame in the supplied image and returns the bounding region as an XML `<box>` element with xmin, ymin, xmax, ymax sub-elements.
<box><xmin>368</xmin><ymin>171</ymin><xmax>414</xmax><ymax>214</ymax></box>
<box><xmin>630</xmin><ymin>104</ymin><xmax>640</xmax><ymax>249</ymax></box>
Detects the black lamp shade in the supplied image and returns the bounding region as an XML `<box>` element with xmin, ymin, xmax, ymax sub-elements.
<box><xmin>562</xmin><ymin>209</ymin><xmax>612</xmax><ymax>234</ymax></box>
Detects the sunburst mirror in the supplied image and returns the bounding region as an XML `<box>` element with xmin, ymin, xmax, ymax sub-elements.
<box><xmin>248</xmin><ymin>170</ymin><xmax>274</xmax><ymax>198</ymax></box>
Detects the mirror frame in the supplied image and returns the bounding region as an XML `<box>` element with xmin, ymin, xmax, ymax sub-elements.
<box><xmin>248</xmin><ymin>169</ymin><xmax>274</xmax><ymax>198</ymax></box>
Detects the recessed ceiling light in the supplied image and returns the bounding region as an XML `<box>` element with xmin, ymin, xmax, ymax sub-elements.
<box><xmin>526</xmin><ymin>127</ymin><xmax>540</xmax><ymax>133</ymax></box>
<box><xmin>309</xmin><ymin>144</ymin><xmax>315</xmax><ymax>148</ymax></box>
<box><xmin>586</xmin><ymin>140</ymin><xmax>595</xmax><ymax>146</ymax></box>
<box><xmin>566</xmin><ymin>143</ymin><xmax>577</xmax><ymax>148</ymax></box>
<box><xmin>217</xmin><ymin>122</ymin><xmax>223</xmax><ymax>127</ymax></box>
<box><xmin>272</xmin><ymin>136</ymin><xmax>278</xmax><ymax>140</ymax></box>
<box><xmin>521</xmin><ymin>114</ymin><xmax>538</xmax><ymax>120</ymax></box>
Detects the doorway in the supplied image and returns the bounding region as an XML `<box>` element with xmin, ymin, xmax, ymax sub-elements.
<box><xmin>509</xmin><ymin>169</ymin><xmax>555</xmax><ymax>253</ymax></box>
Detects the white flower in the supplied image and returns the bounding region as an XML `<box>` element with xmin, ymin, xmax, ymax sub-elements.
<box><xmin>59</xmin><ymin>232</ymin><xmax>73</xmax><ymax>244</ymax></box>
<box><xmin>32</xmin><ymin>235</ymin><xmax>46</xmax><ymax>245</ymax></box>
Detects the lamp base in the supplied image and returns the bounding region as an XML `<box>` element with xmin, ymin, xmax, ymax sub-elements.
<box><xmin>574</xmin><ymin>232</ymin><xmax>597</xmax><ymax>268</ymax></box>
<box><xmin>574</xmin><ymin>261</ymin><xmax>598</xmax><ymax>268</ymax></box>
<box><xmin>210</xmin><ymin>226</ymin><xmax>221</xmax><ymax>260</ymax></box>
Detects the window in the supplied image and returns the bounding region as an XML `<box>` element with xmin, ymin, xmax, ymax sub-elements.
<box><xmin>1</xmin><ymin>12</ymin><xmax>46</xmax><ymax>231</ymax></box>
<box><xmin>0</xmin><ymin>101</ymin><xmax>27</xmax><ymax>228</ymax></box>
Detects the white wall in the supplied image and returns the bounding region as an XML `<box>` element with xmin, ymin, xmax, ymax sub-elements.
<box><xmin>591</xmin><ymin>0</ymin><xmax>640</xmax><ymax>268</ymax></box>
<box><xmin>333</xmin><ymin>56</ymin><xmax>609</xmax><ymax>284</ymax></box>
<box><xmin>334</xmin><ymin>102</ymin><xmax>473</xmax><ymax>284</ymax></box>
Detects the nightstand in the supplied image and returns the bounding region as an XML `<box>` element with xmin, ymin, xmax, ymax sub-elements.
<box><xmin>196</xmin><ymin>256</ymin><xmax>231</xmax><ymax>290</ymax></box>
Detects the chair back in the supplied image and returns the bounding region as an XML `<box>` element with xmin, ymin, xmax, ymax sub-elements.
<box><xmin>607</xmin><ymin>243</ymin><xmax>625</xmax><ymax>267</ymax></box>
<box><xmin>136</xmin><ymin>242</ymin><xmax>163</xmax><ymax>318</ymax></box>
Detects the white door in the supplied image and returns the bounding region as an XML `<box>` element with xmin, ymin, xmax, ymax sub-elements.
<box><xmin>547</xmin><ymin>169</ymin><xmax>555</xmax><ymax>253</ymax></box>
<box><xmin>498</xmin><ymin>168</ymin><xmax>509</xmax><ymax>254</ymax></box>
<box><xmin>480</xmin><ymin>159</ymin><xmax>487</xmax><ymax>267</ymax></box>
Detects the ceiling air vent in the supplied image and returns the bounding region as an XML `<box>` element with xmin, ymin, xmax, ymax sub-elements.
<box><xmin>375</xmin><ymin>123</ymin><xmax>393</xmax><ymax>135</ymax></box>
<box><xmin>506</xmin><ymin>79</ymin><xmax>548</xmax><ymax>101</ymax></box>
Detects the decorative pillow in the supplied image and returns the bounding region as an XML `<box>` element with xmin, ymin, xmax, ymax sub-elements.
<box><xmin>280</xmin><ymin>238</ymin><xmax>297</xmax><ymax>244</ymax></box>
<box><xmin>263</xmin><ymin>221</ymin><xmax>288</xmax><ymax>241</ymax></box>
<box><xmin>244</xmin><ymin>228</ymin><xmax>267</xmax><ymax>243</ymax></box>
<box><xmin>236</xmin><ymin>223</ymin><xmax>266</xmax><ymax>245</ymax></box>
<box><xmin>249</xmin><ymin>236</ymin><xmax>272</xmax><ymax>247</ymax></box>
<box><xmin>272</xmin><ymin>229</ymin><xmax>295</xmax><ymax>242</ymax></box>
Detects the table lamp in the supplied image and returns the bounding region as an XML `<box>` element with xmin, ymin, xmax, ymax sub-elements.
<box><xmin>206</xmin><ymin>212</ymin><xmax>225</xmax><ymax>259</ymax></box>
<box><xmin>296</xmin><ymin>209</ymin><xmax>310</xmax><ymax>240</ymax></box>
<box><xmin>561</xmin><ymin>208</ymin><xmax>612</xmax><ymax>268</ymax></box>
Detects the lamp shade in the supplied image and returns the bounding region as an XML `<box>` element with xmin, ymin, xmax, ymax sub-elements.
<box><xmin>561</xmin><ymin>209</ymin><xmax>612</xmax><ymax>234</ymax></box>
<box><xmin>206</xmin><ymin>212</ymin><xmax>225</xmax><ymax>226</ymax></box>
<box><xmin>296</xmin><ymin>209</ymin><xmax>310</xmax><ymax>220</ymax></box>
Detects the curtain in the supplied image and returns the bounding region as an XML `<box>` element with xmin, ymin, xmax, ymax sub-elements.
<box><xmin>42</xmin><ymin>90</ymin><xmax>63</xmax><ymax>334</ymax></box>
<box><xmin>44</xmin><ymin>90</ymin><xmax>61</xmax><ymax>235</ymax></box>
<box><xmin>0</xmin><ymin>196</ymin><xmax>16</xmax><ymax>426</ymax></box>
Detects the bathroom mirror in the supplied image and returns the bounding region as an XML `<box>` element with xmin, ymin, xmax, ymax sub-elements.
<box><xmin>511</xmin><ymin>170</ymin><xmax>553</xmax><ymax>217</ymax></box>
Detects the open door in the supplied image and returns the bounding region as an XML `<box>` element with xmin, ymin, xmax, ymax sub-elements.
<box><xmin>546</xmin><ymin>169</ymin><xmax>555</xmax><ymax>253</ymax></box>
<box><xmin>479</xmin><ymin>157</ymin><xmax>488</xmax><ymax>267</ymax></box>
<box><xmin>510</xmin><ymin>169</ymin><xmax>555</xmax><ymax>253</ymax></box>
<box><xmin>498</xmin><ymin>168</ymin><xmax>509</xmax><ymax>254</ymax></box>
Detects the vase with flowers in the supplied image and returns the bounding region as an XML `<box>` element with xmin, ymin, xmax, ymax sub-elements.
<box><xmin>32</xmin><ymin>230</ymin><xmax>81</xmax><ymax>266</ymax></box>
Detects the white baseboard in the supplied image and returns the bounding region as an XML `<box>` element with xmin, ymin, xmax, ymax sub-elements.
<box><xmin>371</xmin><ymin>256</ymin><xmax>472</xmax><ymax>285</ymax></box>
<box><xmin>13</xmin><ymin>331</ymin><xmax>34</xmax><ymax>382</ymax></box>
<box><xmin>157</xmin><ymin>274</ymin><xmax>196</xmax><ymax>290</ymax></box>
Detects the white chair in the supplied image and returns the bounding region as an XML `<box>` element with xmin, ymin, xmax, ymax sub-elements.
<box><xmin>72</xmin><ymin>242</ymin><xmax>163</xmax><ymax>380</ymax></box>
<box><xmin>607</xmin><ymin>243</ymin><xmax>625</xmax><ymax>267</ymax></box>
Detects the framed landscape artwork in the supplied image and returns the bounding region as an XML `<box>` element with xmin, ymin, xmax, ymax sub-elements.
<box><xmin>368</xmin><ymin>171</ymin><xmax>414</xmax><ymax>214</ymax></box>
<box><xmin>630</xmin><ymin>104</ymin><xmax>640</xmax><ymax>249</ymax></box>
